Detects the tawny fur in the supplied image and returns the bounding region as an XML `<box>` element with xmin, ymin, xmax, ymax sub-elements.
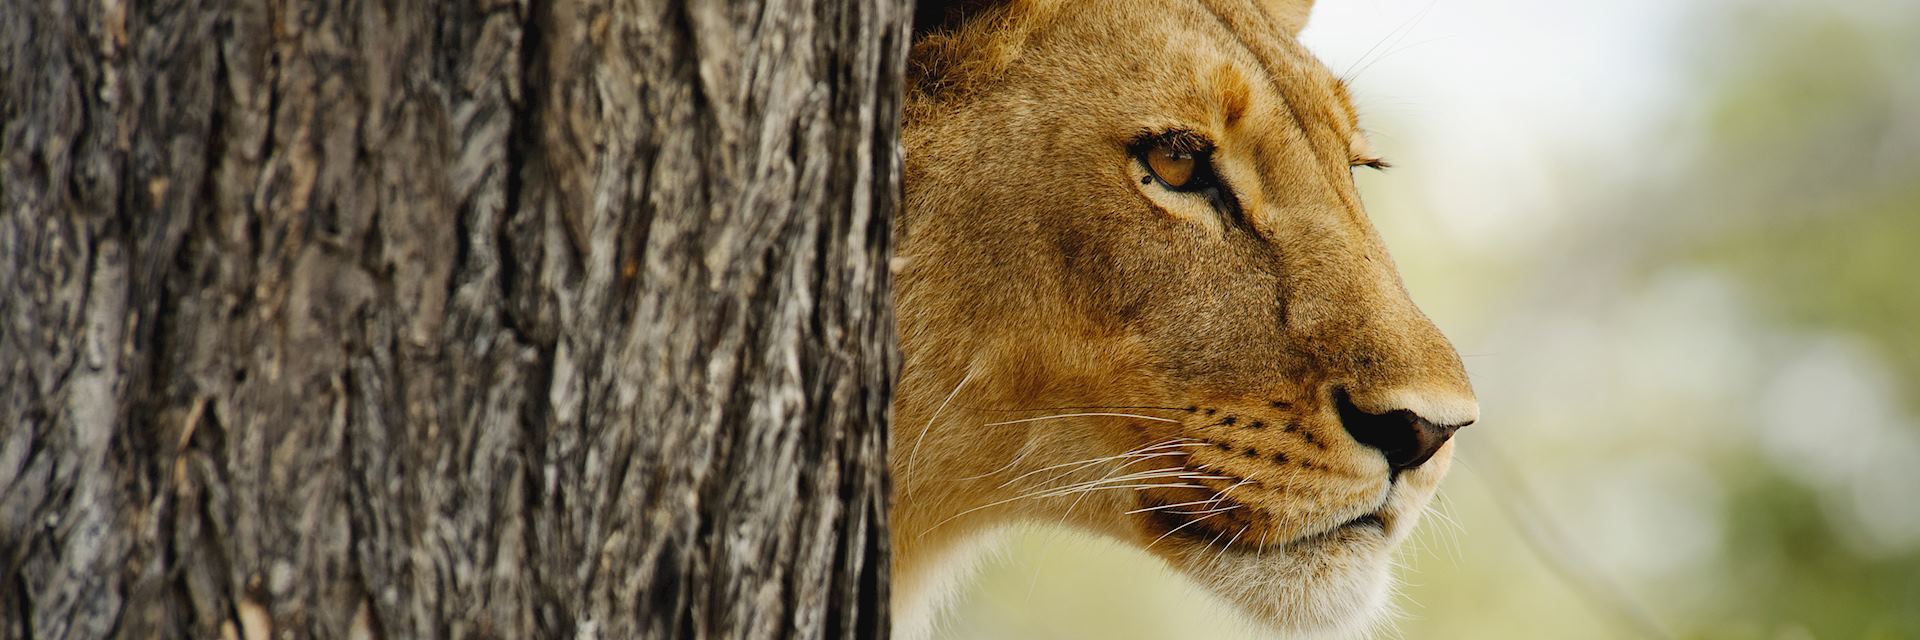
<box><xmin>891</xmin><ymin>1</ymin><xmax>1478</xmax><ymax>637</ymax></box>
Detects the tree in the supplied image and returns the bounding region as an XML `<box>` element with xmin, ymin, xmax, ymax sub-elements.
<box><xmin>0</xmin><ymin>1</ymin><xmax>906</xmax><ymax>637</ymax></box>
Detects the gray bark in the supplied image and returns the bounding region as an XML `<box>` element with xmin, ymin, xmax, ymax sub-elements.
<box><xmin>0</xmin><ymin>0</ymin><xmax>906</xmax><ymax>638</ymax></box>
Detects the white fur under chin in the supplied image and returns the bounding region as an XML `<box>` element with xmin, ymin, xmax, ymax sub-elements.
<box><xmin>891</xmin><ymin>525</ymin><xmax>1401</xmax><ymax>640</ymax></box>
<box><xmin>1190</xmin><ymin>544</ymin><xmax>1397</xmax><ymax>639</ymax></box>
<box><xmin>892</xmin><ymin>528</ymin><xmax>1011</xmax><ymax>640</ymax></box>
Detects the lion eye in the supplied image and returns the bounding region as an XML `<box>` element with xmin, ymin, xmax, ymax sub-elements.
<box><xmin>1145</xmin><ymin>145</ymin><xmax>1198</xmax><ymax>189</ymax></box>
<box><xmin>1131</xmin><ymin>131</ymin><xmax>1242</xmax><ymax>221</ymax></box>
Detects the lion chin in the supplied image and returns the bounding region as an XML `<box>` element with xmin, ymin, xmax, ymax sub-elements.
<box><xmin>1140</xmin><ymin>460</ymin><xmax>1444</xmax><ymax>637</ymax></box>
<box><xmin>1188</xmin><ymin>544</ymin><xmax>1394</xmax><ymax>638</ymax></box>
<box><xmin>1159</xmin><ymin>513</ymin><xmax>1399</xmax><ymax>638</ymax></box>
<box><xmin>894</xmin><ymin>508</ymin><xmax>1402</xmax><ymax>640</ymax></box>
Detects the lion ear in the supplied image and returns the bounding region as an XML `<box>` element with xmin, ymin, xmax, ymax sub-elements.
<box><xmin>913</xmin><ymin>0</ymin><xmax>1012</xmax><ymax>41</ymax></box>
<box><xmin>1257</xmin><ymin>0</ymin><xmax>1316</xmax><ymax>36</ymax></box>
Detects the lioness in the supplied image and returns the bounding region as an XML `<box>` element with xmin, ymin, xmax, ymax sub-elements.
<box><xmin>892</xmin><ymin>0</ymin><xmax>1479</xmax><ymax>636</ymax></box>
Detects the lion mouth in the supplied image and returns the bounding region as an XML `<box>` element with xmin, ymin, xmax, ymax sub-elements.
<box><xmin>1136</xmin><ymin>488</ymin><xmax>1391</xmax><ymax>553</ymax></box>
<box><xmin>1335</xmin><ymin>512</ymin><xmax>1384</xmax><ymax>532</ymax></box>
<box><xmin>1286</xmin><ymin>512</ymin><xmax>1387</xmax><ymax>549</ymax></box>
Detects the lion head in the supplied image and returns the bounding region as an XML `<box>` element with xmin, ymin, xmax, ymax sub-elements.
<box><xmin>891</xmin><ymin>0</ymin><xmax>1479</xmax><ymax>636</ymax></box>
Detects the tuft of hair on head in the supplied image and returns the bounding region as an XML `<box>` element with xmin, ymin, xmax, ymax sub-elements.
<box><xmin>913</xmin><ymin>0</ymin><xmax>1009</xmax><ymax>40</ymax></box>
<box><xmin>908</xmin><ymin>0</ymin><xmax>1034</xmax><ymax>101</ymax></box>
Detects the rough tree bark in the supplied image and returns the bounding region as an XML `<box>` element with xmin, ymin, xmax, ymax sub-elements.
<box><xmin>0</xmin><ymin>0</ymin><xmax>906</xmax><ymax>637</ymax></box>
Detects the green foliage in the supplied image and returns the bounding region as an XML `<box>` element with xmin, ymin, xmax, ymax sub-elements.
<box><xmin>1679</xmin><ymin>0</ymin><xmax>1920</xmax><ymax>404</ymax></box>
<box><xmin>1692</xmin><ymin>471</ymin><xmax>1920</xmax><ymax>639</ymax></box>
<box><xmin>1663</xmin><ymin>2</ymin><xmax>1920</xmax><ymax>637</ymax></box>
<box><xmin>1696</xmin><ymin>185</ymin><xmax>1920</xmax><ymax>405</ymax></box>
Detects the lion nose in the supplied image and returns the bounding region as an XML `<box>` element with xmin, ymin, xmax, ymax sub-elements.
<box><xmin>1335</xmin><ymin>390</ymin><xmax>1473</xmax><ymax>472</ymax></box>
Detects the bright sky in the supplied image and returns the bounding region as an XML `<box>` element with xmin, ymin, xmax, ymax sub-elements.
<box><xmin>1300</xmin><ymin>0</ymin><xmax>1692</xmax><ymax>248</ymax></box>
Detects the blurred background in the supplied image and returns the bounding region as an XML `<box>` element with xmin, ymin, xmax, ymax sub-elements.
<box><xmin>933</xmin><ymin>0</ymin><xmax>1920</xmax><ymax>637</ymax></box>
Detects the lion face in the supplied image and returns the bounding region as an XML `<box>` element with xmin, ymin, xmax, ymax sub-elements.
<box><xmin>892</xmin><ymin>0</ymin><xmax>1478</xmax><ymax>635</ymax></box>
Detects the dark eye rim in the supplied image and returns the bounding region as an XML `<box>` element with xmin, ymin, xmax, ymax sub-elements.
<box><xmin>1129</xmin><ymin>130</ymin><xmax>1245</xmax><ymax>222</ymax></box>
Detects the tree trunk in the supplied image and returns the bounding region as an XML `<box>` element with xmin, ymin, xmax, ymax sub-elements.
<box><xmin>0</xmin><ymin>0</ymin><xmax>906</xmax><ymax>637</ymax></box>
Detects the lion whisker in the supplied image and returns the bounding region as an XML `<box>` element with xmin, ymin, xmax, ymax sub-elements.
<box><xmin>1198</xmin><ymin>522</ymin><xmax>1235</xmax><ymax>560</ymax></box>
<box><xmin>997</xmin><ymin>439</ymin><xmax>1200</xmax><ymax>489</ymax></box>
<box><xmin>982</xmin><ymin>412</ymin><xmax>1181</xmax><ymax>426</ymax></box>
<box><xmin>919</xmin><ymin>465</ymin><xmax>1194</xmax><ymax>538</ymax></box>
<box><xmin>1145</xmin><ymin>510</ymin><xmax>1231</xmax><ymax>551</ymax></box>
<box><xmin>1053</xmin><ymin>446</ymin><xmax>1196</xmax><ymax>526</ymax></box>
<box><xmin>1212</xmin><ymin>524</ymin><xmax>1251</xmax><ymax>566</ymax></box>
<box><xmin>1124</xmin><ymin>491</ymin><xmax>1242</xmax><ymax>515</ymax></box>
<box><xmin>1038</xmin><ymin>467</ymin><xmax>1202</xmax><ymax>495</ymax></box>
<box><xmin>1165</xmin><ymin>503</ymin><xmax>1246</xmax><ymax>515</ymax></box>
<box><xmin>947</xmin><ymin>436</ymin><xmax>1043</xmax><ymax>482</ymax></box>
<box><xmin>966</xmin><ymin>403</ymin><xmax>1191</xmax><ymax>413</ymax></box>
<box><xmin>904</xmin><ymin>369</ymin><xmax>976</xmax><ymax>495</ymax></box>
<box><xmin>1200</xmin><ymin>478</ymin><xmax>1254</xmax><ymax>509</ymax></box>
<box><xmin>1069</xmin><ymin>479</ymin><xmax>1222</xmax><ymax>496</ymax></box>
<box><xmin>1015</xmin><ymin>451</ymin><xmax>1201</xmax><ymax>492</ymax></box>
<box><xmin>916</xmin><ymin>479</ymin><xmax>1215</xmax><ymax>540</ymax></box>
